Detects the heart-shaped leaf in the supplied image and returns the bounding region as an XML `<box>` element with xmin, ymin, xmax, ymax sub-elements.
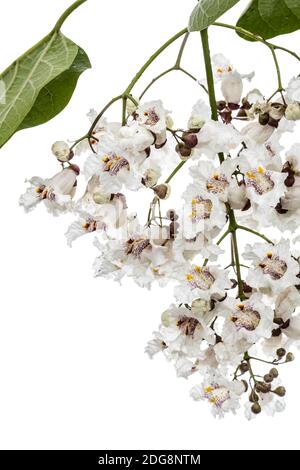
<box><xmin>17</xmin><ymin>47</ymin><xmax>91</xmax><ymax>131</ymax></box>
<box><xmin>237</xmin><ymin>0</ymin><xmax>300</xmax><ymax>40</ymax></box>
<box><xmin>189</xmin><ymin>0</ymin><xmax>241</xmax><ymax>32</ymax></box>
<box><xmin>0</xmin><ymin>0</ymin><xmax>90</xmax><ymax>149</ymax></box>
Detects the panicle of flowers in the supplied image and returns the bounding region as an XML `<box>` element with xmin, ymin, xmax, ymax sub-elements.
<box><xmin>20</xmin><ymin>32</ymin><xmax>300</xmax><ymax>419</ymax></box>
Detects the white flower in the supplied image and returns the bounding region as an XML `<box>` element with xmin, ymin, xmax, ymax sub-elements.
<box><xmin>227</xmin><ymin>181</ymin><xmax>248</xmax><ymax>210</ymax></box>
<box><xmin>20</xmin><ymin>167</ymin><xmax>78</xmax><ymax>215</ymax></box>
<box><xmin>182</xmin><ymin>184</ymin><xmax>227</xmax><ymax>238</ymax></box>
<box><xmin>238</xmin><ymin>149</ymin><xmax>286</xmax><ymax>209</ymax></box>
<box><xmin>158</xmin><ymin>304</ymin><xmax>215</xmax><ymax>356</ymax></box>
<box><xmin>211</xmin><ymin>53</ymin><xmax>254</xmax><ymax>104</ymax></box>
<box><xmin>285</xmin><ymin>103</ymin><xmax>300</xmax><ymax>121</ymax></box>
<box><xmin>145</xmin><ymin>331</ymin><xmax>167</xmax><ymax>359</ymax></box>
<box><xmin>286</xmin><ymin>76</ymin><xmax>300</xmax><ymax>103</ymax></box>
<box><xmin>118</xmin><ymin>122</ymin><xmax>154</xmax><ymax>155</ymax></box>
<box><xmin>174</xmin><ymin>264</ymin><xmax>231</xmax><ymax>303</ymax></box>
<box><xmin>241</xmin><ymin>122</ymin><xmax>274</xmax><ymax>145</ymax></box>
<box><xmin>84</xmin><ymin>145</ymin><xmax>141</xmax><ymax>193</ymax></box>
<box><xmin>135</xmin><ymin>100</ymin><xmax>170</xmax><ymax>146</ymax></box>
<box><xmin>188</xmin><ymin>100</ymin><xmax>210</xmax><ymax>129</ymax></box>
<box><xmin>190</xmin><ymin>369</ymin><xmax>245</xmax><ymax>417</ymax></box>
<box><xmin>244</xmin><ymin>239</ymin><xmax>299</xmax><ymax>295</ymax></box>
<box><xmin>195</xmin><ymin>121</ymin><xmax>242</xmax><ymax>158</ymax></box>
<box><xmin>216</xmin><ymin>293</ymin><xmax>275</xmax><ymax>345</ymax></box>
<box><xmin>189</xmin><ymin>159</ymin><xmax>236</xmax><ymax>203</ymax></box>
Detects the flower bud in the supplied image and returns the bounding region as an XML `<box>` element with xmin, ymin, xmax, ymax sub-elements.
<box><xmin>175</xmin><ymin>143</ymin><xmax>192</xmax><ymax>160</ymax></box>
<box><xmin>188</xmin><ymin>116</ymin><xmax>205</xmax><ymax>130</ymax></box>
<box><xmin>52</xmin><ymin>141</ymin><xmax>73</xmax><ymax>162</ymax></box>
<box><xmin>277</xmin><ymin>348</ymin><xmax>286</xmax><ymax>358</ymax></box>
<box><xmin>274</xmin><ymin>386</ymin><xmax>286</xmax><ymax>397</ymax></box>
<box><xmin>269</xmin><ymin>103</ymin><xmax>285</xmax><ymax>120</ymax></box>
<box><xmin>251</xmin><ymin>402</ymin><xmax>262</xmax><ymax>414</ymax></box>
<box><xmin>68</xmin><ymin>163</ymin><xmax>80</xmax><ymax>176</ymax></box>
<box><xmin>270</xmin><ymin>368</ymin><xmax>279</xmax><ymax>378</ymax></box>
<box><xmin>93</xmin><ymin>191</ymin><xmax>111</xmax><ymax>205</ymax></box>
<box><xmin>182</xmin><ymin>133</ymin><xmax>198</xmax><ymax>149</ymax></box>
<box><xmin>142</xmin><ymin>168</ymin><xmax>160</xmax><ymax>188</ymax></box>
<box><xmin>166</xmin><ymin>209</ymin><xmax>178</xmax><ymax>221</ymax></box>
<box><xmin>126</xmin><ymin>96</ymin><xmax>139</xmax><ymax>116</ymax></box>
<box><xmin>286</xmin><ymin>352</ymin><xmax>295</xmax><ymax>362</ymax></box>
<box><xmin>166</xmin><ymin>115</ymin><xmax>174</xmax><ymax>129</ymax></box>
<box><xmin>239</xmin><ymin>362</ymin><xmax>249</xmax><ymax>374</ymax></box>
<box><xmin>255</xmin><ymin>382</ymin><xmax>271</xmax><ymax>393</ymax></box>
<box><xmin>217</xmin><ymin>101</ymin><xmax>227</xmax><ymax>111</ymax></box>
<box><xmin>285</xmin><ymin>102</ymin><xmax>300</xmax><ymax>121</ymax></box>
<box><xmin>259</xmin><ymin>112</ymin><xmax>270</xmax><ymax>126</ymax></box>
<box><xmin>264</xmin><ymin>374</ymin><xmax>273</xmax><ymax>383</ymax></box>
<box><xmin>153</xmin><ymin>184</ymin><xmax>171</xmax><ymax>200</ymax></box>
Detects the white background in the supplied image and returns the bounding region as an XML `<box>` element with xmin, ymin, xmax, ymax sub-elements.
<box><xmin>0</xmin><ymin>0</ymin><xmax>300</xmax><ymax>450</ymax></box>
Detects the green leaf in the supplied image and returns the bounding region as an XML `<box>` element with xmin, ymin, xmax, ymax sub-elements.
<box><xmin>0</xmin><ymin>31</ymin><xmax>90</xmax><ymax>148</ymax></box>
<box><xmin>189</xmin><ymin>0</ymin><xmax>241</xmax><ymax>32</ymax></box>
<box><xmin>237</xmin><ymin>0</ymin><xmax>300</xmax><ymax>40</ymax></box>
<box><xmin>17</xmin><ymin>47</ymin><xmax>91</xmax><ymax>131</ymax></box>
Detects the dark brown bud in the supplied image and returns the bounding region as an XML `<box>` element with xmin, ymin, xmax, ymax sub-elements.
<box><xmin>264</xmin><ymin>374</ymin><xmax>274</xmax><ymax>383</ymax></box>
<box><xmin>220</xmin><ymin>110</ymin><xmax>232</xmax><ymax>124</ymax></box>
<box><xmin>255</xmin><ymin>382</ymin><xmax>271</xmax><ymax>394</ymax></box>
<box><xmin>217</xmin><ymin>100</ymin><xmax>227</xmax><ymax>111</ymax></box>
<box><xmin>166</xmin><ymin>209</ymin><xmax>178</xmax><ymax>221</ymax></box>
<box><xmin>153</xmin><ymin>184</ymin><xmax>170</xmax><ymax>200</ymax></box>
<box><xmin>270</xmin><ymin>368</ymin><xmax>279</xmax><ymax>378</ymax></box>
<box><xmin>175</xmin><ymin>143</ymin><xmax>191</xmax><ymax>160</ymax></box>
<box><xmin>273</xmin><ymin>386</ymin><xmax>286</xmax><ymax>397</ymax></box>
<box><xmin>251</xmin><ymin>402</ymin><xmax>262</xmax><ymax>414</ymax></box>
<box><xmin>274</xmin><ymin>317</ymin><xmax>284</xmax><ymax>326</ymax></box>
<box><xmin>241</xmin><ymin>98</ymin><xmax>251</xmax><ymax>110</ymax></box>
<box><xmin>272</xmin><ymin>327</ymin><xmax>282</xmax><ymax>337</ymax></box>
<box><xmin>259</xmin><ymin>112</ymin><xmax>270</xmax><ymax>126</ymax></box>
<box><xmin>277</xmin><ymin>348</ymin><xmax>286</xmax><ymax>358</ymax></box>
<box><xmin>182</xmin><ymin>133</ymin><xmax>198</xmax><ymax>149</ymax></box>
<box><xmin>239</xmin><ymin>362</ymin><xmax>249</xmax><ymax>374</ymax></box>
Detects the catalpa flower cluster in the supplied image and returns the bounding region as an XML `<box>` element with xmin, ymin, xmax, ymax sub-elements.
<box><xmin>20</xmin><ymin>51</ymin><xmax>300</xmax><ymax>419</ymax></box>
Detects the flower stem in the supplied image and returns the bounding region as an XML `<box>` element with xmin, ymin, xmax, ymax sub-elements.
<box><xmin>237</xmin><ymin>225</ymin><xmax>274</xmax><ymax>245</ymax></box>
<box><xmin>200</xmin><ymin>30</ymin><xmax>218</xmax><ymax>123</ymax></box>
<box><xmin>164</xmin><ymin>161</ymin><xmax>187</xmax><ymax>184</ymax></box>
<box><xmin>213</xmin><ymin>22</ymin><xmax>300</xmax><ymax>62</ymax></box>
<box><xmin>53</xmin><ymin>0</ymin><xmax>88</xmax><ymax>32</ymax></box>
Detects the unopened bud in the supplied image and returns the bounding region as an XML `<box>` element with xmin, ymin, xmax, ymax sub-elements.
<box><xmin>93</xmin><ymin>191</ymin><xmax>111</xmax><ymax>204</ymax></box>
<box><xmin>274</xmin><ymin>386</ymin><xmax>286</xmax><ymax>397</ymax></box>
<box><xmin>259</xmin><ymin>112</ymin><xmax>269</xmax><ymax>126</ymax></box>
<box><xmin>270</xmin><ymin>368</ymin><xmax>279</xmax><ymax>378</ymax></box>
<box><xmin>166</xmin><ymin>209</ymin><xmax>178</xmax><ymax>221</ymax></box>
<box><xmin>153</xmin><ymin>184</ymin><xmax>171</xmax><ymax>200</ymax></box>
<box><xmin>217</xmin><ymin>100</ymin><xmax>226</xmax><ymax>111</ymax></box>
<box><xmin>251</xmin><ymin>402</ymin><xmax>262</xmax><ymax>415</ymax></box>
<box><xmin>182</xmin><ymin>133</ymin><xmax>198</xmax><ymax>149</ymax></box>
<box><xmin>126</xmin><ymin>96</ymin><xmax>139</xmax><ymax>116</ymax></box>
<box><xmin>264</xmin><ymin>374</ymin><xmax>273</xmax><ymax>383</ymax></box>
<box><xmin>175</xmin><ymin>143</ymin><xmax>192</xmax><ymax>160</ymax></box>
<box><xmin>286</xmin><ymin>352</ymin><xmax>295</xmax><ymax>362</ymax></box>
<box><xmin>255</xmin><ymin>382</ymin><xmax>271</xmax><ymax>393</ymax></box>
<box><xmin>166</xmin><ymin>115</ymin><xmax>174</xmax><ymax>129</ymax></box>
<box><xmin>52</xmin><ymin>141</ymin><xmax>73</xmax><ymax>162</ymax></box>
<box><xmin>277</xmin><ymin>348</ymin><xmax>286</xmax><ymax>358</ymax></box>
<box><xmin>239</xmin><ymin>363</ymin><xmax>249</xmax><ymax>374</ymax></box>
<box><xmin>142</xmin><ymin>168</ymin><xmax>160</xmax><ymax>188</ymax></box>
